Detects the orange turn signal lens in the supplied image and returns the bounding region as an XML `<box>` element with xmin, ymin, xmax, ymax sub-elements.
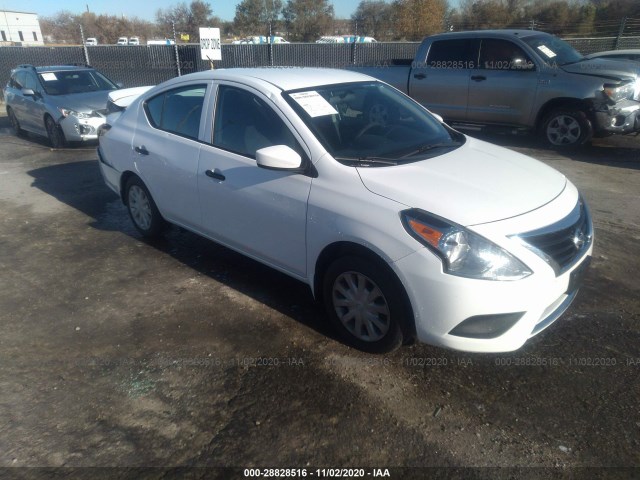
<box><xmin>408</xmin><ymin>219</ymin><xmax>443</xmax><ymax>248</ymax></box>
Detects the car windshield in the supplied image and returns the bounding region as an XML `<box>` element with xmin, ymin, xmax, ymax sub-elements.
<box><xmin>37</xmin><ymin>70</ymin><xmax>118</xmax><ymax>95</ymax></box>
<box><xmin>521</xmin><ymin>34</ymin><xmax>583</xmax><ymax>66</ymax></box>
<box><xmin>283</xmin><ymin>81</ymin><xmax>463</xmax><ymax>165</ymax></box>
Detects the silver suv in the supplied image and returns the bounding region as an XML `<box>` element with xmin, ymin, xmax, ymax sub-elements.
<box><xmin>4</xmin><ymin>64</ymin><xmax>119</xmax><ymax>147</ymax></box>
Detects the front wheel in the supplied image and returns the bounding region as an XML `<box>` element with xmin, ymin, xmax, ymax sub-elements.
<box><xmin>45</xmin><ymin>116</ymin><xmax>66</xmax><ymax>148</ymax></box>
<box><xmin>323</xmin><ymin>256</ymin><xmax>406</xmax><ymax>353</ymax></box>
<box><xmin>125</xmin><ymin>176</ymin><xmax>166</xmax><ymax>238</ymax></box>
<box><xmin>541</xmin><ymin>108</ymin><xmax>592</xmax><ymax>148</ymax></box>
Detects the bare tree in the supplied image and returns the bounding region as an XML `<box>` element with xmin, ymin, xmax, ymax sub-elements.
<box><xmin>352</xmin><ymin>0</ymin><xmax>394</xmax><ymax>40</ymax></box>
<box><xmin>234</xmin><ymin>0</ymin><xmax>283</xmax><ymax>36</ymax></box>
<box><xmin>392</xmin><ymin>0</ymin><xmax>448</xmax><ymax>40</ymax></box>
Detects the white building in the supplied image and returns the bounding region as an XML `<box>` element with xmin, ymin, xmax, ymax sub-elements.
<box><xmin>0</xmin><ymin>10</ymin><xmax>44</xmax><ymax>46</ymax></box>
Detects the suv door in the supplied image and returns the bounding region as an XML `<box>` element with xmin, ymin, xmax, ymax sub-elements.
<box><xmin>408</xmin><ymin>38</ymin><xmax>479</xmax><ymax>121</ymax></box>
<box><xmin>197</xmin><ymin>84</ymin><xmax>312</xmax><ymax>278</ymax></box>
<box><xmin>22</xmin><ymin>71</ymin><xmax>47</xmax><ymax>134</ymax></box>
<box><xmin>466</xmin><ymin>38</ymin><xmax>539</xmax><ymax>126</ymax></box>
<box><xmin>7</xmin><ymin>70</ymin><xmax>29</xmax><ymax>127</ymax></box>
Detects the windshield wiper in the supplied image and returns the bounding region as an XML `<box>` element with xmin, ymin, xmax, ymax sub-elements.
<box><xmin>334</xmin><ymin>156</ymin><xmax>398</xmax><ymax>166</ymax></box>
<box><xmin>400</xmin><ymin>141</ymin><xmax>463</xmax><ymax>158</ymax></box>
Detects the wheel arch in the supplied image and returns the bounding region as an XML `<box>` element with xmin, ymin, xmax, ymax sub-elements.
<box><xmin>313</xmin><ymin>241</ymin><xmax>416</xmax><ymax>344</ymax></box>
<box><xmin>120</xmin><ymin>170</ymin><xmax>140</xmax><ymax>205</ymax></box>
<box><xmin>534</xmin><ymin>97</ymin><xmax>594</xmax><ymax>132</ymax></box>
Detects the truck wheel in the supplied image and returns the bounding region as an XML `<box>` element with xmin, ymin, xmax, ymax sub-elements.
<box><xmin>323</xmin><ymin>256</ymin><xmax>405</xmax><ymax>353</ymax></box>
<box><xmin>541</xmin><ymin>108</ymin><xmax>592</xmax><ymax>147</ymax></box>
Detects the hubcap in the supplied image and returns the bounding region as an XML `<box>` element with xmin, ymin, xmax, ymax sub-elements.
<box><xmin>547</xmin><ymin>115</ymin><xmax>581</xmax><ymax>145</ymax></box>
<box><xmin>128</xmin><ymin>185</ymin><xmax>153</xmax><ymax>230</ymax></box>
<box><xmin>332</xmin><ymin>271</ymin><xmax>390</xmax><ymax>342</ymax></box>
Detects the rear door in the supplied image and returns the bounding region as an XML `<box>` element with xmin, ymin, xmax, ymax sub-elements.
<box><xmin>131</xmin><ymin>82</ymin><xmax>209</xmax><ymax>230</ymax></box>
<box><xmin>408</xmin><ymin>38</ymin><xmax>479</xmax><ymax>121</ymax></box>
<box><xmin>466</xmin><ymin>38</ymin><xmax>539</xmax><ymax>126</ymax></box>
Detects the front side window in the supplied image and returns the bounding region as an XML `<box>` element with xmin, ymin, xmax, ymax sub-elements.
<box><xmin>480</xmin><ymin>39</ymin><xmax>535</xmax><ymax>71</ymax></box>
<box><xmin>37</xmin><ymin>69</ymin><xmax>118</xmax><ymax>95</ymax></box>
<box><xmin>213</xmin><ymin>85</ymin><xmax>302</xmax><ymax>159</ymax></box>
<box><xmin>11</xmin><ymin>71</ymin><xmax>26</xmax><ymax>89</ymax></box>
<box><xmin>284</xmin><ymin>81</ymin><xmax>463</xmax><ymax>165</ymax></box>
<box><xmin>24</xmin><ymin>72</ymin><xmax>39</xmax><ymax>92</ymax></box>
<box><xmin>144</xmin><ymin>84</ymin><xmax>207</xmax><ymax>140</ymax></box>
<box><xmin>426</xmin><ymin>39</ymin><xmax>478</xmax><ymax>69</ymax></box>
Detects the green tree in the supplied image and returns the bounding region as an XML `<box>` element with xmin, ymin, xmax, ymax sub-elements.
<box><xmin>234</xmin><ymin>0</ymin><xmax>283</xmax><ymax>36</ymax></box>
<box><xmin>156</xmin><ymin>1</ymin><xmax>217</xmax><ymax>42</ymax></box>
<box><xmin>352</xmin><ymin>0</ymin><xmax>393</xmax><ymax>40</ymax></box>
<box><xmin>283</xmin><ymin>0</ymin><xmax>334</xmax><ymax>42</ymax></box>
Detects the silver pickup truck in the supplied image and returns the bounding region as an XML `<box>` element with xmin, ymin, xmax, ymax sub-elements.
<box><xmin>352</xmin><ymin>30</ymin><xmax>640</xmax><ymax>147</ymax></box>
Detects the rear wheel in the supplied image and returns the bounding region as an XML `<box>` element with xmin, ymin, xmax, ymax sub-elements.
<box><xmin>541</xmin><ymin>108</ymin><xmax>592</xmax><ymax>148</ymax></box>
<box><xmin>45</xmin><ymin>116</ymin><xmax>66</xmax><ymax>148</ymax></box>
<box><xmin>7</xmin><ymin>108</ymin><xmax>24</xmax><ymax>136</ymax></box>
<box><xmin>323</xmin><ymin>256</ymin><xmax>406</xmax><ymax>353</ymax></box>
<box><xmin>125</xmin><ymin>176</ymin><xmax>166</xmax><ymax>238</ymax></box>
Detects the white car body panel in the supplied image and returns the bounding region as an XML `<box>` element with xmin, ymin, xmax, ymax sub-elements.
<box><xmin>98</xmin><ymin>67</ymin><xmax>593</xmax><ymax>353</ymax></box>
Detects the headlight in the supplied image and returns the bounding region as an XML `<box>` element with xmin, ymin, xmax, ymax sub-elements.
<box><xmin>58</xmin><ymin>107</ymin><xmax>92</xmax><ymax>119</ymax></box>
<box><xmin>401</xmin><ymin>209</ymin><xmax>532</xmax><ymax>281</ymax></box>
<box><xmin>603</xmin><ymin>82</ymin><xmax>634</xmax><ymax>102</ymax></box>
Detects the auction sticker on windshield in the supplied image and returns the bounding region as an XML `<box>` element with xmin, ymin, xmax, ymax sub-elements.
<box><xmin>537</xmin><ymin>45</ymin><xmax>557</xmax><ymax>58</ymax></box>
<box><xmin>290</xmin><ymin>91</ymin><xmax>338</xmax><ymax>117</ymax></box>
<box><xmin>41</xmin><ymin>73</ymin><xmax>58</xmax><ymax>81</ymax></box>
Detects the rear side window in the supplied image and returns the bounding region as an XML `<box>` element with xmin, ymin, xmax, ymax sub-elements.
<box><xmin>144</xmin><ymin>84</ymin><xmax>207</xmax><ymax>140</ymax></box>
<box><xmin>426</xmin><ymin>39</ymin><xmax>478</xmax><ymax>69</ymax></box>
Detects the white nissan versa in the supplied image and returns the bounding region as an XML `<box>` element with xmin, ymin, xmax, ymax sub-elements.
<box><xmin>97</xmin><ymin>68</ymin><xmax>593</xmax><ymax>353</ymax></box>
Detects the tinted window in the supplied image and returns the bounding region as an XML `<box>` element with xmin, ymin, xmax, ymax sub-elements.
<box><xmin>144</xmin><ymin>85</ymin><xmax>207</xmax><ymax>140</ymax></box>
<box><xmin>11</xmin><ymin>71</ymin><xmax>26</xmax><ymax>89</ymax></box>
<box><xmin>479</xmin><ymin>39</ymin><xmax>535</xmax><ymax>71</ymax></box>
<box><xmin>24</xmin><ymin>72</ymin><xmax>39</xmax><ymax>91</ymax></box>
<box><xmin>426</xmin><ymin>39</ymin><xmax>477</xmax><ymax>69</ymax></box>
<box><xmin>213</xmin><ymin>85</ymin><xmax>301</xmax><ymax>158</ymax></box>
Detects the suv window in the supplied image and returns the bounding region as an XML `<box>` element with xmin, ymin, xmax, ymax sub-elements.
<box><xmin>10</xmin><ymin>71</ymin><xmax>27</xmax><ymax>89</ymax></box>
<box><xmin>24</xmin><ymin>72</ymin><xmax>40</xmax><ymax>92</ymax></box>
<box><xmin>144</xmin><ymin>84</ymin><xmax>207</xmax><ymax>140</ymax></box>
<box><xmin>479</xmin><ymin>39</ymin><xmax>535</xmax><ymax>71</ymax></box>
<box><xmin>426</xmin><ymin>39</ymin><xmax>478</xmax><ymax>69</ymax></box>
<box><xmin>213</xmin><ymin>85</ymin><xmax>302</xmax><ymax>159</ymax></box>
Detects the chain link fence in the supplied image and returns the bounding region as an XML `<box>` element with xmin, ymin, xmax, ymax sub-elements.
<box><xmin>1</xmin><ymin>36</ymin><xmax>639</xmax><ymax>98</ymax></box>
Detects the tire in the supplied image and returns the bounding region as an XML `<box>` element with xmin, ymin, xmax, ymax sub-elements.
<box><xmin>323</xmin><ymin>256</ymin><xmax>406</xmax><ymax>353</ymax></box>
<box><xmin>124</xmin><ymin>176</ymin><xmax>166</xmax><ymax>238</ymax></box>
<box><xmin>541</xmin><ymin>108</ymin><xmax>593</xmax><ymax>148</ymax></box>
<box><xmin>45</xmin><ymin>116</ymin><xmax>66</xmax><ymax>148</ymax></box>
<box><xmin>7</xmin><ymin>108</ymin><xmax>24</xmax><ymax>136</ymax></box>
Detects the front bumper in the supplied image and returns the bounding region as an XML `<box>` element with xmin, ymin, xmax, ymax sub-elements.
<box><xmin>594</xmin><ymin>99</ymin><xmax>640</xmax><ymax>135</ymax></box>
<box><xmin>59</xmin><ymin>115</ymin><xmax>106</xmax><ymax>142</ymax></box>
<box><xmin>391</xmin><ymin>188</ymin><xmax>594</xmax><ymax>353</ymax></box>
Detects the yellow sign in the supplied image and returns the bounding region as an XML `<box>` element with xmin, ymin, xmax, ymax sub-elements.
<box><xmin>180</xmin><ymin>34</ymin><xmax>190</xmax><ymax>41</ymax></box>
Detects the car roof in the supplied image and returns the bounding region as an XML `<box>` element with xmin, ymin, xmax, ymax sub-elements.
<box><xmin>429</xmin><ymin>29</ymin><xmax>547</xmax><ymax>40</ymax></box>
<box><xmin>33</xmin><ymin>65</ymin><xmax>93</xmax><ymax>72</ymax></box>
<box><xmin>159</xmin><ymin>67</ymin><xmax>374</xmax><ymax>92</ymax></box>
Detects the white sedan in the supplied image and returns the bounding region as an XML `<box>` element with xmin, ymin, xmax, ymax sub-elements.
<box><xmin>97</xmin><ymin>68</ymin><xmax>593</xmax><ymax>353</ymax></box>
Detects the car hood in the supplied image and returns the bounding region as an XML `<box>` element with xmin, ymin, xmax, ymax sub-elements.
<box><xmin>48</xmin><ymin>91</ymin><xmax>113</xmax><ymax>113</ymax></box>
<box><xmin>356</xmin><ymin>137</ymin><xmax>567</xmax><ymax>226</ymax></box>
<box><xmin>561</xmin><ymin>58</ymin><xmax>638</xmax><ymax>81</ymax></box>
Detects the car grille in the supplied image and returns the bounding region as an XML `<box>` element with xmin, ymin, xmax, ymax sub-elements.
<box><xmin>515</xmin><ymin>198</ymin><xmax>593</xmax><ymax>276</ymax></box>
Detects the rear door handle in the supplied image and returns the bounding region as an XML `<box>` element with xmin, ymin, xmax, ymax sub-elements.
<box><xmin>205</xmin><ymin>169</ymin><xmax>225</xmax><ymax>181</ymax></box>
<box><xmin>134</xmin><ymin>146</ymin><xmax>149</xmax><ymax>155</ymax></box>
<box><xmin>413</xmin><ymin>73</ymin><xmax>427</xmax><ymax>80</ymax></box>
<box><xmin>471</xmin><ymin>75</ymin><xmax>487</xmax><ymax>82</ymax></box>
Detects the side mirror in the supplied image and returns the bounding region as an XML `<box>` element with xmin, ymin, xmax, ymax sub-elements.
<box><xmin>256</xmin><ymin>145</ymin><xmax>303</xmax><ymax>171</ymax></box>
<box><xmin>21</xmin><ymin>88</ymin><xmax>36</xmax><ymax>97</ymax></box>
<box><xmin>116</xmin><ymin>82</ymin><xmax>124</xmax><ymax>88</ymax></box>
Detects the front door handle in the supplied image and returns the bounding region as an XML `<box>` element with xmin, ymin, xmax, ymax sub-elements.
<box><xmin>134</xmin><ymin>146</ymin><xmax>149</xmax><ymax>155</ymax></box>
<box><xmin>471</xmin><ymin>75</ymin><xmax>487</xmax><ymax>82</ymax></box>
<box><xmin>413</xmin><ymin>73</ymin><xmax>427</xmax><ymax>80</ymax></box>
<box><xmin>205</xmin><ymin>169</ymin><xmax>225</xmax><ymax>181</ymax></box>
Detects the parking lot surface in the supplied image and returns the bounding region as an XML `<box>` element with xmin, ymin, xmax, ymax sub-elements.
<box><xmin>0</xmin><ymin>108</ymin><xmax>639</xmax><ymax>477</ymax></box>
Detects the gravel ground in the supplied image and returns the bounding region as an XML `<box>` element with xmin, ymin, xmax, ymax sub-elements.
<box><xmin>0</xmin><ymin>107</ymin><xmax>638</xmax><ymax>479</ymax></box>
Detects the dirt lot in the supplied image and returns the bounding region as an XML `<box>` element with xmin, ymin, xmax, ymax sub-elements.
<box><xmin>0</xmin><ymin>107</ymin><xmax>639</xmax><ymax>479</ymax></box>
